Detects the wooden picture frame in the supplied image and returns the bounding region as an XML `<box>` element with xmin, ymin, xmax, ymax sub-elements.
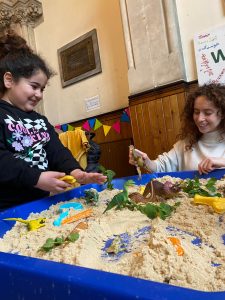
<box><xmin>57</xmin><ymin>29</ymin><xmax>102</xmax><ymax>87</ymax></box>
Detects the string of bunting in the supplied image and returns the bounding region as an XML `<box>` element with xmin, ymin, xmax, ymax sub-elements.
<box><xmin>54</xmin><ymin>107</ymin><xmax>130</xmax><ymax>137</ymax></box>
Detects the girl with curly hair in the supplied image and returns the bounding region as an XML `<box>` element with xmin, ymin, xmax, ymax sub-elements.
<box><xmin>129</xmin><ymin>83</ymin><xmax>225</xmax><ymax>175</ymax></box>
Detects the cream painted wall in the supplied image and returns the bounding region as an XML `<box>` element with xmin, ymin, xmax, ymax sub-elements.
<box><xmin>176</xmin><ymin>0</ymin><xmax>225</xmax><ymax>81</ymax></box>
<box><xmin>34</xmin><ymin>0</ymin><xmax>129</xmax><ymax>125</ymax></box>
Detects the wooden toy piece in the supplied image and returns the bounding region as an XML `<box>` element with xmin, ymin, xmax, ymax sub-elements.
<box><xmin>194</xmin><ymin>194</ymin><xmax>225</xmax><ymax>214</ymax></box>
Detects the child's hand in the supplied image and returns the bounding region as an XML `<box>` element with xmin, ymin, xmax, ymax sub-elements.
<box><xmin>35</xmin><ymin>171</ymin><xmax>72</xmax><ymax>193</ymax></box>
<box><xmin>70</xmin><ymin>169</ymin><xmax>107</xmax><ymax>185</ymax></box>
<box><xmin>198</xmin><ymin>157</ymin><xmax>225</xmax><ymax>174</ymax></box>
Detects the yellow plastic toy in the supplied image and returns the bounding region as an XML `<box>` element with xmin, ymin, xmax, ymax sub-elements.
<box><xmin>4</xmin><ymin>217</ymin><xmax>46</xmax><ymax>231</ymax></box>
<box><xmin>139</xmin><ymin>185</ymin><xmax>146</xmax><ymax>195</ymax></box>
<box><xmin>59</xmin><ymin>175</ymin><xmax>79</xmax><ymax>190</ymax></box>
<box><xmin>194</xmin><ymin>194</ymin><xmax>225</xmax><ymax>214</ymax></box>
<box><xmin>59</xmin><ymin>175</ymin><xmax>76</xmax><ymax>184</ymax></box>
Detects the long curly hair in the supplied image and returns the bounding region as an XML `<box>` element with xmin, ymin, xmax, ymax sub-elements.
<box><xmin>0</xmin><ymin>31</ymin><xmax>53</xmax><ymax>95</ymax></box>
<box><xmin>179</xmin><ymin>83</ymin><xmax>225</xmax><ymax>149</ymax></box>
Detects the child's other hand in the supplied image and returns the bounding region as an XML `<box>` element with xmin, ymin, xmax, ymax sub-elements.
<box><xmin>198</xmin><ymin>157</ymin><xmax>225</xmax><ymax>174</ymax></box>
<box><xmin>35</xmin><ymin>171</ymin><xmax>72</xmax><ymax>193</ymax></box>
<box><xmin>70</xmin><ymin>169</ymin><xmax>107</xmax><ymax>185</ymax></box>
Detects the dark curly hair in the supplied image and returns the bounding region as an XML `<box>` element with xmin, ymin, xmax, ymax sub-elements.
<box><xmin>180</xmin><ymin>83</ymin><xmax>225</xmax><ymax>148</ymax></box>
<box><xmin>0</xmin><ymin>31</ymin><xmax>53</xmax><ymax>95</ymax></box>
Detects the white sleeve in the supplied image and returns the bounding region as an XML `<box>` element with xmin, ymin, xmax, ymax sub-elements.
<box><xmin>153</xmin><ymin>141</ymin><xmax>184</xmax><ymax>172</ymax></box>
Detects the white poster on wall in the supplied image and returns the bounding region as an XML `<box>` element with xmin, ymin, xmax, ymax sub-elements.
<box><xmin>194</xmin><ymin>25</ymin><xmax>225</xmax><ymax>86</ymax></box>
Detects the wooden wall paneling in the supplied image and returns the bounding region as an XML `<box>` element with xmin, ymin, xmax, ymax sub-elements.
<box><xmin>155</xmin><ymin>98</ymin><xmax>168</xmax><ymax>154</ymax></box>
<box><xmin>162</xmin><ymin>95</ymin><xmax>174</xmax><ymax>150</ymax></box>
<box><xmin>134</xmin><ymin>104</ymin><xmax>145</xmax><ymax>149</ymax></box>
<box><xmin>129</xmin><ymin>105</ymin><xmax>138</xmax><ymax>144</ymax></box>
<box><xmin>141</xmin><ymin>101</ymin><xmax>153</xmax><ymax>154</ymax></box>
<box><xmin>145</xmin><ymin>101</ymin><xmax>155</xmax><ymax>159</ymax></box>
<box><xmin>130</xmin><ymin>104</ymin><xmax>142</xmax><ymax>149</ymax></box>
<box><xmin>177</xmin><ymin>92</ymin><xmax>186</xmax><ymax>118</ymax></box>
<box><xmin>99</xmin><ymin>139</ymin><xmax>136</xmax><ymax>178</ymax></box>
<box><xmin>148</xmin><ymin>100</ymin><xmax>162</xmax><ymax>159</ymax></box>
<box><xmin>169</xmin><ymin>94</ymin><xmax>183</xmax><ymax>143</ymax></box>
<box><xmin>135</xmin><ymin>102</ymin><xmax>151</xmax><ymax>153</ymax></box>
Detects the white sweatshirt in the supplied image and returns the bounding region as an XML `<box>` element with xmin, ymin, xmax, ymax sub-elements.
<box><xmin>154</xmin><ymin>131</ymin><xmax>225</xmax><ymax>172</ymax></box>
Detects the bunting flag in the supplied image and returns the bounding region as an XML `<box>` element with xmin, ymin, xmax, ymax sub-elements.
<box><xmin>82</xmin><ymin>120</ymin><xmax>91</xmax><ymax>131</ymax></box>
<box><xmin>55</xmin><ymin>107</ymin><xmax>130</xmax><ymax>137</ymax></box>
<box><xmin>67</xmin><ymin>124</ymin><xmax>74</xmax><ymax>131</ymax></box>
<box><xmin>103</xmin><ymin>125</ymin><xmax>111</xmax><ymax>136</ymax></box>
<box><xmin>112</xmin><ymin>120</ymin><xmax>121</xmax><ymax>134</ymax></box>
<box><xmin>121</xmin><ymin>111</ymin><xmax>130</xmax><ymax>122</ymax></box>
<box><xmin>94</xmin><ymin>119</ymin><xmax>102</xmax><ymax>130</ymax></box>
<box><xmin>55</xmin><ymin>124</ymin><xmax>62</xmax><ymax>131</ymax></box>
<box><xmin>61</xmin><ymin>124</ymin><xmax>68</xmax><ymax>132</ymax></box>
<box><xmin>88</xmin><ymin>118</ymin><xmax>96</xmax><ymax>129</ymax></box>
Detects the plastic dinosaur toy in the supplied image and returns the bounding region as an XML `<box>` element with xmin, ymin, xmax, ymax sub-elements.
<box><xmin>194</xmin><ymin>194</ymin><xmax>225</xmax><ymax>214</ymax></box>
<box><xmin>4</xmin><ymin>217</ymin><xmax>46</xmax><ymax>231</ymax></box>
<box><xmin>105</xmin><ymin>236</ymin><xmax>127</xmax><ymax>254</ymax></box>
<box><xmin>129</xmin><ymin>145</ymin><xmax>148</xmax><ymax>179</ymax></box>
<box><xmin>103</xmin><ymin>180</ymin><xmax>135</xmax><ymax>213</ymax></box>
<box><xmin>84</xmin><ymin>189</ymin><xmax>99</xmax><ymax>205</ymax></box>
<box><xmin>143</xmin><ymin>180</ymin><xmax>181</xmax><ymax>201</ymax></box>
<box><xmin>98</xmin><ymin>165</ymin><xmax>116</xmax><ymax>190</ymax></box>
<box><xmin>129</xmin><ymin>180</ymin><xmax>181</xmax><ymax>203</ymax></box>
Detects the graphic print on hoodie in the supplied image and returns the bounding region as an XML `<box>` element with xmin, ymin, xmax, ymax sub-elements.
<box><xmin>4</xmin><ymin>114</ymin><xmax>50</xmax><ymax>170</ymax></box>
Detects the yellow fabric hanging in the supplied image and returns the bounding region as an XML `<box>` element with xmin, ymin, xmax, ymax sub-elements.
<box><xmin>59</xmin><ymin>129</ymin><xmax>89</xmax><ymax>169</ymax></box>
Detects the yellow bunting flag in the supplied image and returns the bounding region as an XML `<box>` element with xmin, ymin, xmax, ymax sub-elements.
<box><xmin>94</xmin><ymin>119</ymin><xmax>102</xmax><ymax>130</ymax></box>
<box><xmin>103</xmin><ymin>125</ymin><xmax>111</xmax><ymax>136</ymax></box>
<box><xmin>67</xmin><ymin>124</ymin><xmax>74</xmax><ymax>131</ymax></box>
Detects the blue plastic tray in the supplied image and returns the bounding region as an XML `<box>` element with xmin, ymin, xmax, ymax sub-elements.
<box><xmin>0</xmin><ymin>169</ymin><xmax>225</xmax><ymax>300</ymax></box>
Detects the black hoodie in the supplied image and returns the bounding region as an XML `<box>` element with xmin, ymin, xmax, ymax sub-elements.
<box><xmin>0</xmin><ymin>100</ymin><xmax>81</xmax><ymax>209</ymax></box>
